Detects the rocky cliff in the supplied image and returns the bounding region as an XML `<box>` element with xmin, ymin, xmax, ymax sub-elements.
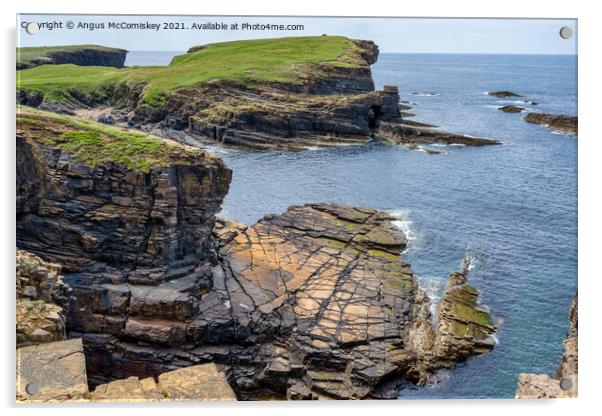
<box><xmin>16</xmin><ymin>109</ymin><xmax>498</xmax><ymax>400</ymax></box>
<box><xmin>17</xmin><ymin>108</ymin><xmax>231</xmax><ymax>272</ymax></box>
<box><xmin>17</xmin><ymin>45</ymin><xmax>127</xmax><ymax>70</ymax></box>
<box><xmin>515</xmin><ymin>294</ymin><xmax>577</xmax><ymax>398</ymax></box>
<box><xmin>17</xmin><ymin>37</ymin><xmax>500</xmax><ymax>149</ymax></box>
<box><xmin>524</xmin><ymin>113</ymin><xmax>577</xmax><ymax>135</ymax></box>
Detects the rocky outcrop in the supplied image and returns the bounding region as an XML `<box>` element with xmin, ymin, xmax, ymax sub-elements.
<box><xmin>90</xmin><ymin>83</ymin><xmax>498</xmax><ymax>149</ymax></box>
<box><xmin>16</xmin><ymin>110</ymin><xmax>498</xmax><ymax>400</ymax></box>
<box><xmin>406</xmin><ymin>256</ymin><xmax>497</xmax><ymax>375</ymax></box>
<box><xmin>60</xmin><ymin>203</ymin><xmax>495</xmax><ymax>400</ymax></box>
<box><xmin>17</xmin><ymin>110</ymin><xmax>231</xmax><ymax>271</ymax></box>
<box><xmin>378</xmin><ymin>119</ymin><xmax>501</xmax><ymax>146</ymax></box>
<box><xmin>17</xmin><ymin>45</ymin><xmax>127</xmax><ymax>70</ymax></box>
<box><xmin>17</xmin><ymin>338</ymin><xmax>88</xmax><ymax>402</ymax></box>
<box><xmin>16</xmin><ymin>249</ymin><xmax>71</xmax><ymax>347</ymax></box>
<box><xmin>18</xmin><ymin>38</ymin><xmax>500</xmax><ymax>149</ymax></box>
<box><xmin>498</xmin><ymin>105</ymin><xmax>525</xmax><ymax>113</ymax></box>
<box><xmin>488</xmin><ymin>91</ymin><xmax>522</xmax><ymax>98</ymax></box>
<box><xmin>16</xmin><ymin>338</ymin><xmax>235</xmax><ymax>403</ymax></box>
<box><xmin>515</xmin><ymin>294</ymin><xmax>577</xmax><ymax>398</ymax></box>
<box><xmin>524</xmin><ymin>113</ymin><xmax>577</xmax><ymax>135</ymax></box>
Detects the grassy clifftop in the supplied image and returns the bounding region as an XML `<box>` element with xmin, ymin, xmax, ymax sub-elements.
<box><xmin>17</xmin><ymin>44</ymin><xmax>127</xmax><ymax>70</ymax></box>
<box><xmin>17</xmin><ymin>107</ymin><xmax>211</xmax><ymax>172</ymax></box>
<box><xmin>17</xmin><ymin>36</ymin><xmax>370</xmax><ymax>107</ymax></box>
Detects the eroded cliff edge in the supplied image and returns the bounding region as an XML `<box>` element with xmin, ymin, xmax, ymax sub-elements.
<box><xmin>16</xmin><ymin>108</ymin><xmax>497</xmax><ymax>400</ymax></box>
<box><xmin>17</xmin><ymin>37</ymin><xmax>499</xmax><ymax>149</ymax></box>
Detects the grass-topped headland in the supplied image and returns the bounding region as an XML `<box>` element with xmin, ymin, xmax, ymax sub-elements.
<box><xmin>17</xmin><ymin>36</ymin><xmax>373</xmax><ymax>108</ymax></box>
<box><xmin>17</xmin><ymin>107</ymin><xmax>213</xmax><ymax>172</ymax></box>
<box><xmin>17</xmin><ymin>44</ymin><xmax>127</xmax><ymax>70</ymax></box>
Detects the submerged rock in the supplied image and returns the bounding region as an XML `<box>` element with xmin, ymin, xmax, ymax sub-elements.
<box><xmin>515</xmin><ymin>294</ymin><xmax>578</xmax><ymax>398</ymax></box>
<box><xmin>498</xmin><ymin>105</ymin><xmax>525</xmax><ymax>113</ymax></box>
<box><xmin>524</xmin><ymin>112</ymin><xmax>578</xmax><ymax>135</ymax></box>
<box><xmin>488</xmin><ymin>91</ymin><xmax>523</xmax><ymax>98</ymax></box>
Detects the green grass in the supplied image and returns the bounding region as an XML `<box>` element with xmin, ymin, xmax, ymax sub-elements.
<box><xmin>454</xmin><ymin>302</ymin><xmax>493</xmax><ymax>327</ymax></box>
<box><xmin>367</xmin><ymin>249</ymin><xmax>400</xmax><ymax>262</ymax></box>
<box><xmin>17</xmin><ymin>45</ymin><xmax>124</xmax><ymax>68</ymax></box>
<box><xmin>17</xmin><ymin>107</ymin><xmax>204</xmax><ymax>172</ymax></box>
<box><xmin>17</xmin><ymin>36</ymin><xmax>365</xmax><ymax>107</ymax></box>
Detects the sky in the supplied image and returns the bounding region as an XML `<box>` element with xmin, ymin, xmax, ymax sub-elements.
<box><xmin>17</xmin><ymin>15</ymin><xmax>577</xmax><ymax>54</ymax></box>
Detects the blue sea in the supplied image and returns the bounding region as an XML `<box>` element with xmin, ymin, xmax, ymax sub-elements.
<box><xmin>132</xmin><ymin>52</ymin><xmax>578</xmax><ymax>399</ymax></box>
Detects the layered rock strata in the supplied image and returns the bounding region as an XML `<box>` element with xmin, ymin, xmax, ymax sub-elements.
<box><xmin>16</xmin><ymin>339</ymin><xmax>235</xmax><ymax>403</ymax></box>
<box><xmin>515</xmin><ymin>295</ymin><xmax>578</xmax><ymax>398</ymax></box>
<box><xmin>16</xmin><ymin>249</ymin><xmax>71</xmax><ymax>347</ymax></box>
<box><xmin>524</xmin><ymin>113</ymin><xmax>578</xmax><ymax>135</ymax></box>
<box><xmin>60</xmin><ymin>203</ymin><xmax>495</xmax><ymax>400</ymax></box>
<box><xmin>17</xmin><ymin>110</ymin><xmax>231</xmax><ymax>272</ymax></box>
<box><xmin>17</xmin><ymin>38</ymin><xmax>499</xmax><ymax>149</ymax></box>
<box><xmin>16</xmin><ymin>110</ymin><xmax>497</xmax><ymax>400</ymax></box>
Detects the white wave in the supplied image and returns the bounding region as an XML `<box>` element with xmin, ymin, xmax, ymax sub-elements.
<box><xmin>411</xmin><ymin>92</ymin><xmax>439</xmax><ymax>97</ymax></box>
<box><xmin>386</xmin><ymin>208</ymin><xmax>417</xmax><ymax>241</ymax></box>
<box><xmin>449</xmin><ymin>143</ymin><xmax>466</xmax><ymax>147</ymax></box>
<box><xmin>467</xmin><ymin>256</ymin><xmax>478</xmax><ymax>271</ymax></box>
<box><xmin>415</xmin><ymin>275</ymin><xmax>444</xmax><ymax>319</ymax></box>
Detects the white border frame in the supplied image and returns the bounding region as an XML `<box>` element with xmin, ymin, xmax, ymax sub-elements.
<box><xmin>2</xmin><ymin>1</ymin><xmax>599</xmax><ymax>414</ymax></box>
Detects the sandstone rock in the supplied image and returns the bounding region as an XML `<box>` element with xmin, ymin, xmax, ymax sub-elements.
<box><xmin>90</xmin><ymin>364</ymin><xmax>236</xmax><ymax>402</ymax></box>
<box><xmin>524</xmin><ymin>112</ymin><xmax>578</xmax><ymax>135</ymax></box>
<box><xmin>432</xmin><ymin>260</ymin><xmax>497</xmax><ymax>365</ymax></box>
<box><xmin>16</xmin><ymin>112</ymin><xmax>231</xmax><ymax>271</ymax></box>
<box><xmin>16</xmin><ymin>249</ymin><xmax>70</xmax><ymax>347</ymax></box>
<box><xmin>16</xmin><ymin>110</ymin><xmax>499</xmax><ymax>400</ymax></box>
<box><xmin>65</xmin><ymin>204</ymin><xmax>496</xmax><ymax>400</ymax></box>
<box><xmin>16</xmin><ymin>339</ymin><xmax>88</xmax><ymax>403</ymax></box>
<box><xmin>17</xmin><ymin>337</ymin><xmax>235</xmax><ymax>403</ymax></box>
<box><xmin>515</xmin><ymin>294</ymin><xmax>577</xmax><ymax>398</ymax></box>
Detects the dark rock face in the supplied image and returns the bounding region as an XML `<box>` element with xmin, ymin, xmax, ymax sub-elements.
<box><xmin>516</xmin><ymin>294</ymin><xmax>577</xmax><ymax>398</ymax></box>
<box><xmin>17</xmin><ymin>47</ymin><xmax>127</xmax><ymax>70</ymax></box>
<box><xmin>16</xmin><ymin>128</ymin><xmax>231</xmax><ymax>271</ymax></box>
<box><xmin>488</xmin><ymin>91</ymin><xmax>523</xmax><ymax>98</ymax></box>
<box><xmin>524</xmin><ymin>112</ymin><xmax>578</xmax><ymax>135</ymax></box>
